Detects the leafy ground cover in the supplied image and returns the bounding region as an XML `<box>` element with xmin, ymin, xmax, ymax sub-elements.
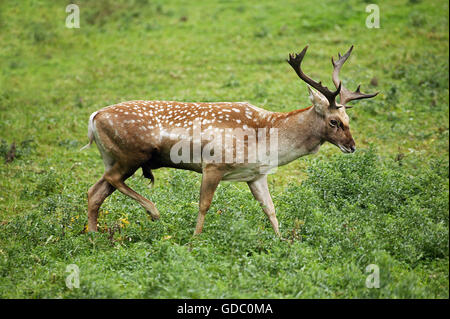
<box><xmin>0</xmin><ymin>0</ymin><xmax>448</xmax><ymax>298</ymax></box>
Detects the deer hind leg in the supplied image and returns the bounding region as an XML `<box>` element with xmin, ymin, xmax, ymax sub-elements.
<box><xmin>87</xmin><ymin>176</ymin><xmax>115</xmax><ymax>232</ymax></box>
<box><xmin>103</xmin><ymin>162</ymin><xmax>160</xmax><ymax>220</ymax></box>
<box><xmin>194</xmin><ymin>166</ymin><xmax>224</xmax><ymax>235</ymax></box>
<box><xmin>247</xmin><ymin>175</ymin><xmax>280</xmax><ymax>236</ymax></box>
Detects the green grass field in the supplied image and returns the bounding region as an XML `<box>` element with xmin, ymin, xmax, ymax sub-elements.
<box><xmin>0</xmin><ymin>0</ymin><xmax>448</xmax><ymax>298</ymax></box>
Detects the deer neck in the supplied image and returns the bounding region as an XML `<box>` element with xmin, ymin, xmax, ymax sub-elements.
<box><xmin>271</xmin><ymin>106</ymin><xmax>324</xmax><ymax>166</ymax></box>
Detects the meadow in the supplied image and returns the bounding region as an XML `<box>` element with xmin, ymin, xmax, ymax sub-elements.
<box><xmin>0</xmin><ymin>0</ymin><xmax>448</xmax><ymax>298</ymax></box>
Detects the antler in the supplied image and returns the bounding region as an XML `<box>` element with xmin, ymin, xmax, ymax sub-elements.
<box><xmin>331</xmin><ymin>45</ymin><xmax>379</xmax><ymax>107</ymax></box>
<box><xmin>288</xmin><ymin>46</ymin><xmax>342</xmax><ymax>109</ymax></box>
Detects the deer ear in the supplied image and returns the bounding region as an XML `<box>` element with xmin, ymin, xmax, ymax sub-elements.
<box><xmin>308</xmin><ymin>86</ymin><xmax>328</xmax><ymax>115</ymax></box>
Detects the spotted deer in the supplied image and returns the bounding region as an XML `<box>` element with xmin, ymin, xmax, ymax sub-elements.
<box><xmin>83</xmin><ymin>45</ymin><xmax>378</xmax><ymax>236</ymax></box>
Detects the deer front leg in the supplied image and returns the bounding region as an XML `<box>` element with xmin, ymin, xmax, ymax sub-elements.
<box><xmin>194</xmin><ymin>166</ymin><xmax>224</xmax><ymax>235</ymax></box>
<box><xmin>247</xmin><ymin>175</ymin><xmax>280</xmax><ymax>236</ymax></box>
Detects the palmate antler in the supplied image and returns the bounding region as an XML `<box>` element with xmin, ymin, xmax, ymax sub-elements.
<box><xmin>331</xmin><ymin>45</ymin><xmax>379</xmax><ymax>107</ymax></box>
<box><xmin>288</xmin><ymin>46</ymin><xmax>342</xmax><ymax>109</ymax></box>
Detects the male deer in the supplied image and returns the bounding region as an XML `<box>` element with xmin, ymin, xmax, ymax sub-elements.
<box><xmin>83</xmin><ymin>45</ymin><xmax>377</xmax><ymax>236</ymax></box>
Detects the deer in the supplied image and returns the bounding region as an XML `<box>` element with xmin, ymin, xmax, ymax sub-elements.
<box><xmin>82</xmin><ymin>45</ymin><xmax>378</xmax><ymax>236</ymax></box>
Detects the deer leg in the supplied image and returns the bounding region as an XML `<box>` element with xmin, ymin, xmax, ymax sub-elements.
<box><xmin>194</xmin><ymin>166</ymin><xmax>224</xmax><ymax>235</ymax></box>
<box><xmin>104</xmin><ymin>163</ymin><xmax>160</xmax><ymax>220</ymax></box>
<box><xmin>87</xmin><ymin>176</ymin><xmax>115</xmax><ymax>232</ymax></box>
<box><xmin>247</xmin><ymin>175</ymin><xmax>280</xmax><ymax>236</ymax></box>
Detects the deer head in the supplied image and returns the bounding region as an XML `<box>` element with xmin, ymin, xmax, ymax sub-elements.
<box><xmin>288</xmin><ymin>45</ymin><xmax>378</xmax><ymax>153</ymax></box>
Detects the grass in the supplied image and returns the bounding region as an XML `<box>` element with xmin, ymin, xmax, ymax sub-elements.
<box><xmin>0</xmin><ymin>0</ymin><xmax>448</xmax><ymax>298</ymax></box>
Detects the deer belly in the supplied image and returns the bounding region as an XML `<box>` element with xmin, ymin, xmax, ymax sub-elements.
<box><xmin>221</xmin><ymin>164</ymin><xmax>269</xmax><ymax>182</ymax></box>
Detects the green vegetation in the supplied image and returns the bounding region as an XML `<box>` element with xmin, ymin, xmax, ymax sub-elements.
<box><xmin>0</xmin><ymin>0</ymin><xmax>448</xmax><ymax>298</ymax></box>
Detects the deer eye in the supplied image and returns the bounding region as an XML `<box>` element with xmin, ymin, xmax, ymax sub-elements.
<box><xmin>329</xmin><ymin>120</ymin><xmax>338</xmax><ymax>127</ymax></box>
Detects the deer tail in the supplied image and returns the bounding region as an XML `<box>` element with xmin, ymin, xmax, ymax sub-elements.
<box><xmin>80</xmin><ymin>111</ymin><xmax>99</xmax><ymax>151</ymax></box>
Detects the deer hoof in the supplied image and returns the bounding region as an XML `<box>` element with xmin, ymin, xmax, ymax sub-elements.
<box><xmin>147</xmin><ymin>211</ymin><xmax>160</xmax><ymax>221</ymax></box>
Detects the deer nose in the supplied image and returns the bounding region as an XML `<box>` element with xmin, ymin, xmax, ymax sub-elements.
<box><xmin>349</xmin><ymin>145</ymin><xmax>356</xmax><ymax>153</ymax></box>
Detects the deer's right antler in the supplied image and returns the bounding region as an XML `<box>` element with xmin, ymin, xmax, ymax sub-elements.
<box><xmin>331</xmin><ymin>45</ymin><xmax>379</xmax><ymax>107</ymax></box>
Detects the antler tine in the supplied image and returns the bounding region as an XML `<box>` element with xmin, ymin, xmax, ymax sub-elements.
<box><xmin>331</xmin><ymin>45</ymin><xmax>353</xmax><ymax>88</ymax></box>
<box><xmin>332</xmin><ymin>45</ymin><xmax>379</xmax><ymax>106</ymax></box>
<box><xmin>288</xmin><ymin>46</ymin><xmax>341</xmax><ymax>109</ymax></box>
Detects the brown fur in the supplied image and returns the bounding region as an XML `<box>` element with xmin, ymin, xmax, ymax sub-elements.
<box><xmin>85</xmin><ymin>46</ymin><xmax>377</xmax><ymax>236</ymax></box>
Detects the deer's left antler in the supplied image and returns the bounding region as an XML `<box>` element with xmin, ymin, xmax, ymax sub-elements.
<box><xmin>288</xmin><ymin>46</ymin><xmax>342</xmax><ymax>109</ymax></box>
